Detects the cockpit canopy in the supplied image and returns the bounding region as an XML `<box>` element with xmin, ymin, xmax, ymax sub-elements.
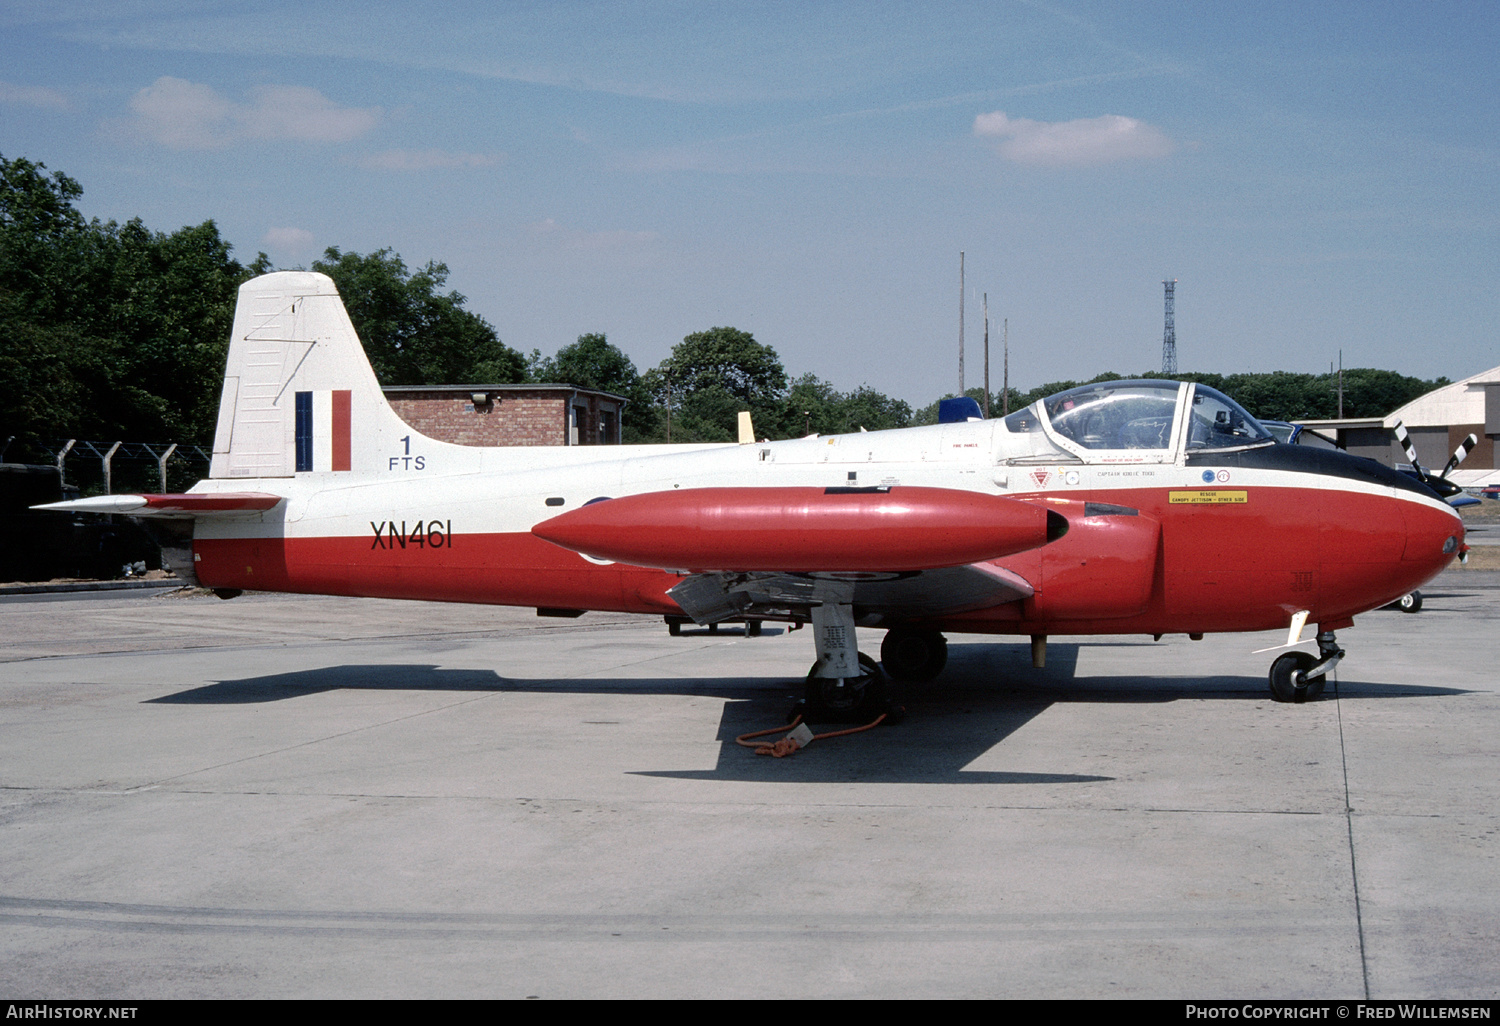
<box><xmin>1003</xmin><ymin>379</ymin><xmax>1273</xmax><ymax>463</ymax></box>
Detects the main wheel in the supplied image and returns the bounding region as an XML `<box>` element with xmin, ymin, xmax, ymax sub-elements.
<box><xmin>1269</xmin><ymin>651</ymin><xmax>1325</xmax><ymax>703</ymax></box>
<box><xmin>880</xmin><ymin>627</ymin><xmax>948</xmax><ymax>682</ymax></box>
<box><xmin>806</xmin><ymin>652</ymin><xmax>882</xmax><ymax>716</ymax></box>
<box><xmin>1397</xmin><ymin>591</ymin><xmax>1423</xmax><ymax>613</ymax></box>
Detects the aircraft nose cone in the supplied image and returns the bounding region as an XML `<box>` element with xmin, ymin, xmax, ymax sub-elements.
<box><xmin>1319</xmin><ymin>492</ymin><xmax>1463</xmax><ymax>621</ymax></box>
<box><xmin>1402</xmin><ymin>500</ymin><xmax>1465</xmax><ymax>568</ymax></box>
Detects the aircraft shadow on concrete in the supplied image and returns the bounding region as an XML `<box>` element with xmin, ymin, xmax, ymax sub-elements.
<box><xmin>145</xmin><ymin>641</ymin><xmax>1469</xmax><ymax>785</ymax></box>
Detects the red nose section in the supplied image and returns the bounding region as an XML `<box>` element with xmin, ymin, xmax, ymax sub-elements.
<box><xmin>1402</xmin><ymin>499</ymin><xmax>1465</xmax><ymax>566</ymax></box>
<box><xmin>532</xmin><ymin>487</ymin><xmax>1062</xmax><ymax>573</ymax></box>
<box><xmin>1319</xmin><ymin>493</ymin><xmax>1465</xmax><ymax>619</ymax></box>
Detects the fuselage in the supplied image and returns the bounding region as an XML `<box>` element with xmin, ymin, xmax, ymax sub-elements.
<box><xmin>189</xmin><ymin>379</ymin><xmax>1463</xmax><ymax>638</ymax></box>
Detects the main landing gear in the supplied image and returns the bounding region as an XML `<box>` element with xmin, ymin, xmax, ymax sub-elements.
<box><xmin>802</xmin><ymin>651</ymin><xmax>884</xmax><ymax>714</ymax></box>
<box><xmin>1268</xmin><ymin>630</ymin><xmax>1344</xmax><ymax>703</ymax></box>
<box><xmin>793</xmin><ymin>599</ymin><xmax>900</xmax><ymax>723</ymax></box>
<box><xmin>1384</xmin><ymin>591</ymin><xmax>1423</xmax><ymax>613</ymax></box>
<box><xmin>879</xmin><ymin>626</ymin><xmax>948</xmax><ymax>682</ymax></box>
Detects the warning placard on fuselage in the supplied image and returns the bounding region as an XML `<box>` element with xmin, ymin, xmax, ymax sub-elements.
<box><xmin>1169</xmin><ymin>490</ymin><xmax>1248</xmax><ymax>504</ymax></box>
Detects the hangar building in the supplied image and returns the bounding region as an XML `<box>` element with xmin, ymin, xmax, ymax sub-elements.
<box><xmin>1297</xmin><ymin>362</ymin><xmax>1500</xmax><ymax>486</ymax></box>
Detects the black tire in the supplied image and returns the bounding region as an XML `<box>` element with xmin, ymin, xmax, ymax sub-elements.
<box><xmin>1397</xmin><ymin>591</ymin><xmax>1423</xmax><ymax>614</ymax></box>
<box><xmin>746</xmin><ymin>620</ymin><xmax>762</xmax><ymax>637</ymax></box>
<box><xmin>667</xmin><ymin>618</ymin><xmax>682</xmax><ymax>636</ymax></box>
<box><xmin>805</xmin><ymin>652</ymin><xmax>882</xmax><ymax>715</ymax></box>
<box><xmin>880</xmin><ymin>627</ymin><xmax>948</xmax><ymax>682</ymax></box>
<box><xmin>1269</xmin><ymin>651</ymin><xmax>1325</xmax><ymax>703</ymax></box>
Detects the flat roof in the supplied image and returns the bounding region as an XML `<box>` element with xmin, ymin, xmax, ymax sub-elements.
<box><xmin>1290</xmin><ymin>418</ymin><xmax>1385</xmax><ymax>429</ymax></box>
<box><xmin>382</xmin><ymin>383</ymin><xmax>629</xmax><ymax>403</ymax></box>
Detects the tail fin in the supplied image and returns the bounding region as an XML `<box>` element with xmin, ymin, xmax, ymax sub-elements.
<box><xmin>210</xmin><ymin>272</ymin><xmax>409</xmax><ymax>479</ymax></box>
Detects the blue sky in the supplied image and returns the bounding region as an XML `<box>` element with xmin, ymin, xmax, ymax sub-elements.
<box><xmin>3</xmin><ymin>1</ymin><xmax>1496</xmax><ymax>404</ymax></box>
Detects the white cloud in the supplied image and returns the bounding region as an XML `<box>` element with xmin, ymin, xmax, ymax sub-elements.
<box><xmin>357</xmin><ymin>149</ymin><xmax>505</xmax><ymax>171</ymax></box>
<box><xmin>239</xmin><ymin>85</ymin><xmax>379</xmax><ymax>143</ymax></box>
<box><xmin>973</xmin><ymin>111</ymin><xmax>1173</xmax><ymax>166</ymax></box>
<box><xmin>123</xmin><ymin>76</ymin><xmax>379</xmax><ymax>149</ymax></box>
<box><xmin>0</xmin><ymin>81</ymin><xmax>69</xmax><ymax>109</ymax></box>
<box><xmin>260</xmin><ymin>227</ymin><xmax>316</xmax><ymax>256</ymax></box>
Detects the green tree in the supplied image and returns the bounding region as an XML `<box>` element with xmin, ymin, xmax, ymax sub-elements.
<box><xmin>1</xmin><ymin>156</ymin><xmax>98</xmax><ymax>446</ymax></box>
<box><xmin>1</xmin><ymin>154</ymin><xmax>253</xmax><ymax>446</ymax></box>
<box><xmin>644</xmin><ymin>326</ymin><xmax>787</xmax><ymax>442</ymax></box>
<box><xmin>96</xmin><ymin>218</ymin><xmax>250</xmax><ymax>440</ymax></box>
<box><xmin>312</xmin><ymin>247</ymin><xmax>524</xmax><ymax>386</ymax></box>
<box><xmin>781</xmin><ymin>372</ymin><xmax>840</xmax><ymax>436</ymax></box>
<box><xmin>533</xmin><ymin>332</ymin><xmax>656</xmax><ymax>441</ymax></box>
<box><xmin>779</xmin><ymin>373</ymin><xmax>911</xmax><ymax>436</ymax></box>
<box><xmin>837</xmin><ymin>384</ymin><xmax>912</xmax><ymax>433</ymax></box>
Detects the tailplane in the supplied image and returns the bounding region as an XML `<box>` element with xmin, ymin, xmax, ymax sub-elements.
<box><xmin>210</xmin><ymin>272</ymin><xmax>411</xmax><ymax>479</ymax></box>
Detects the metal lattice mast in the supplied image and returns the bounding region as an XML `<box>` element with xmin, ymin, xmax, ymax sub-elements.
<box><xmin>1161</xmin><ymin>279</ymin><xmax>1178</xmax><ymax>376</ymax></box>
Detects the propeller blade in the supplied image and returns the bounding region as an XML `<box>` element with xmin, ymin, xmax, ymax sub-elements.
<box><xmin>1392</xmin><ymin>419</ymin><xmax>1426</xmax><ymax>480</ymax></box>
<box><xmin>1442</xmin><ymin>433</ymin><xmax>1479</xmax><ymax>478</ymax></box>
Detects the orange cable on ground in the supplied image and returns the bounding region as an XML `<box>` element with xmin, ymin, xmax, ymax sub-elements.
<box><xmin>735</xmin><ymin>714</ymin><xmax>888</xmax><ymax>757</ymax></box>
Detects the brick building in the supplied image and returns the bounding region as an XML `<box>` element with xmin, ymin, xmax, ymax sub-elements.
<box><xmin>383</xmin><ymin>384</ymin><xmax>627</xmax><ymax>447</ymax></box>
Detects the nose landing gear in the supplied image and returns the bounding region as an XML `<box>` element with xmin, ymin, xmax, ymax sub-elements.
<box><xmin>1268</xmin><ymin>630</ymin><xmax>1344</xmax><ymax>703</ymax></box>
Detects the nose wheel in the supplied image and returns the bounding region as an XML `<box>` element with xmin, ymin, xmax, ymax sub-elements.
<box><xmin>1268</xmin><ymin>651</ymin><xmax>1324</xmax><ymax>702</ymax></box>
<box><xmin>1268</xmin><ymin>631</ymin><xmax>1343</xmax><ymax>703</ymax></box>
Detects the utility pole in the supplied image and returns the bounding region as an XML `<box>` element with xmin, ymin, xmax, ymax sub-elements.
<box><xmin>1338</xmin><ymin>349</ymin><xmax>1344</xmax><ymax>418</ymax></box>
<box><xmin>958</xmin><ymin>252</ymin><xmax>965</xmax><ymax>395</ymax></box>
<box><xmin>982</xmin><ymin>292</ymin><xmax>991</xmax><ymax>418</ymax></box>
<box><xmin>1002</xmin><ymin>318</ymin><xmax>1010</xmax><ymax>415</ymax></box>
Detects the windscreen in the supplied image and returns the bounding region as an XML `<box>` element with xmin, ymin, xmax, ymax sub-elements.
<box><xmin>1185</xmin><ymin>385</ymin><xmax>1274</xmax><ymax>451</ymax></box>
<box><xmin>1041</xmin><ymin>381</ymin><xmax>1180</xmax><ymax>450</ymax></box>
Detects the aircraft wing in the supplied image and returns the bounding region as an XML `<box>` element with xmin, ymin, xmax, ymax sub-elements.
<box><xmin>32</xmin><ymin>493</ymin><xmax>284</xmax><ymax>518</ymax></box>
<box><xmin>666</xmin><ymin>562</ymin><xmax>1033</xmax><ymax>625</ymax></box>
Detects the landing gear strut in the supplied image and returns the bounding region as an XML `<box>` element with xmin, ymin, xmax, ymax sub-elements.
<box><xmin>791</xmin><ymin>597</ymin><xmax>897</xmax><ymax>723</ymax></box>
<box><xmin>1268</xmin><ymin>630</ymin><xmax>1344</xmax><ymax>703</ymax></box>
<box><xmin>880</xmin><ymin>627</ymin><xmax>947</xmax><ymax>681</ymax></box>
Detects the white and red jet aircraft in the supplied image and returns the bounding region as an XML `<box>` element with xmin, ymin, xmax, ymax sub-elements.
<box><xmin>41</xmin><ymin>272</ymin><xmax>1466</xmax><ymax>717</ymax></box>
